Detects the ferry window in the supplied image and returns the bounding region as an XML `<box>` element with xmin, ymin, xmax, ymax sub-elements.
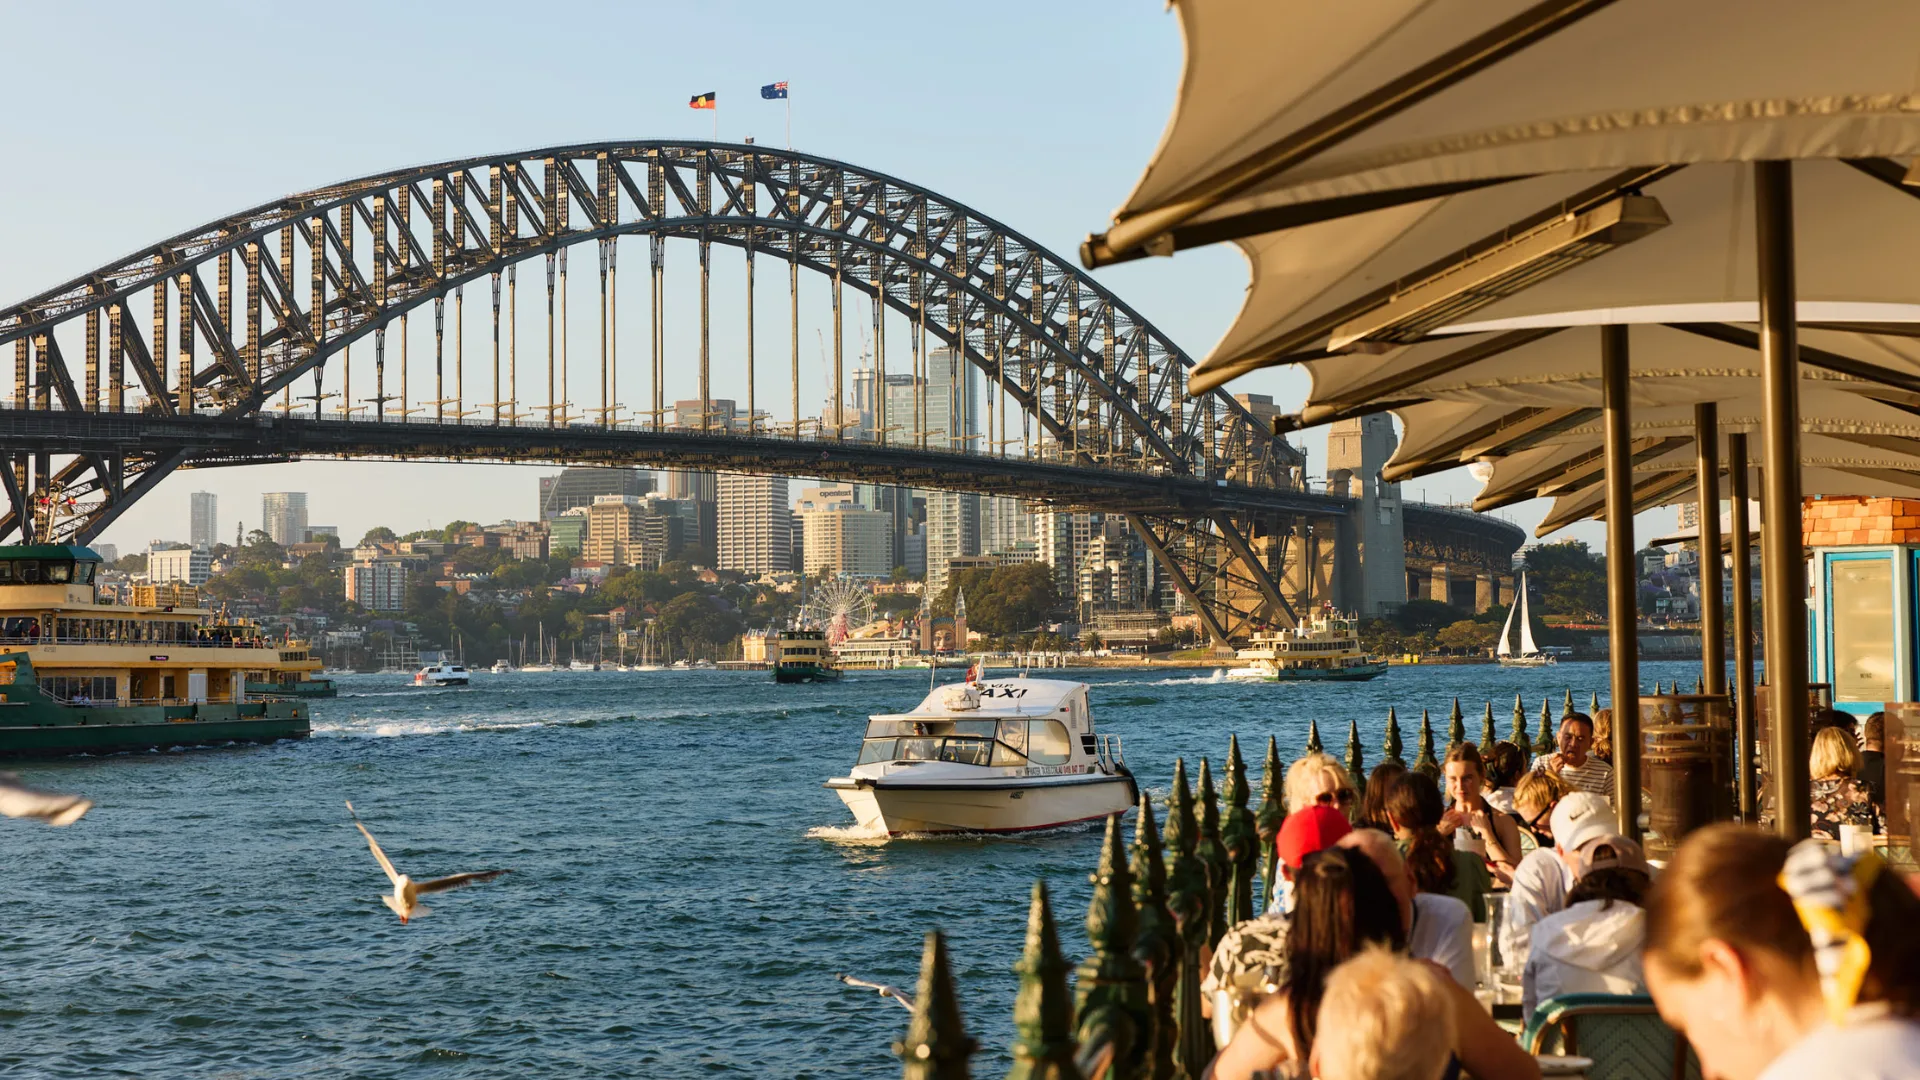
<box><xmin>0</xmin><ymin>562</ymin><xmax>11</xmax><ymax>582</ymax></box>
<box><xmin>896</xmin><ymin>737</ymin><xmax>941</xmax><ymax>762</ymax></box>
<box><xmin>17</xmin><ymin>563</ymin><xmax>38</xmax><ymax>583</ymax></box>
<box><xmin>1027</xmin><ymin>721</ymin><xmax>1073</xmax><ymax>765</ymax></box>
<box><xmin>47</xmin><ymin>562</ymin><xmax>71</xmax><ymax>584</ymax></box>
<box><xmin>74</xmin><ymin>563</ymin><xmax>94</xmax><ymax>584</ymax></box>
<box><xmin>856</xmin><ymin>738</ymin><xmax>897</xmax><ymax>765</ymax></box>
<box><xmin>998</xmin><ymin>719</ymin><xmax>1028</xmax><ymax>756</ymax></box>
<box><xmin>990</xmin><ymin>741</ymin><xmax>1029</xmax><ymax>767</ymax></box>
<box><xmin>952</xmin><ymin>720</ymin><xmax>997</xmax><ymax>738</ymax></box>
<box><xmin>939</xmin><ymin>737</ymin><xmax>993</xmax><ymax>766</ymax></box>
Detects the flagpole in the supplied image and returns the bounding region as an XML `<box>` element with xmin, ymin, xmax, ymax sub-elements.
<box><xmin>786</xmin><ymin>95</ymin><xmax>792</xmax><ymax>149</ymax></box>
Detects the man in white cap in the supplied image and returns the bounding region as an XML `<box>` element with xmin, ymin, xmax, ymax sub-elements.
<box><xmin>1496</xmin><ymin>791</ymin><xmax>1618</xmax><ymax>972</ymax></box>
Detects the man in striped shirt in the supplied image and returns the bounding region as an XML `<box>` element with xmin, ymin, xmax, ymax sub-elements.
<box><xmin>1537</xmin><ymin>712</ymin><xmax>1614</xmax><ymax>800</ymax></box>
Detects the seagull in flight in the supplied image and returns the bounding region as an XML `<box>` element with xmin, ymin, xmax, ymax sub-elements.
<box><xmin>346</xmin><ymin>800</ymin><xmax>510</xmax><ymax>923</ymax></box>
<box><xmin>837</xmin><ymin>973</ymin><xmax>915</xmax><ymax>1012</ymax></box>
<box><xmin>0</xmin><ymin>772</ymin><xmax>91</xmax><ymax>826</ymax></box>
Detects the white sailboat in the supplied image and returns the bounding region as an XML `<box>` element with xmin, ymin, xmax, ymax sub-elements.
<box><xmin>1496</xmin><ymin>570</ymin><xmax>1556</xmax><ymax>667</ymax></box>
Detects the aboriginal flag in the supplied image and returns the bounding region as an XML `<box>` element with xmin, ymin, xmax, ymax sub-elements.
<box><xmin>689</xmin><ymin>92</ymin><xmax>716</xmax><ymax>110</ymax></box>
<box><xmin>760</xmin><ymin>81</ymin><xmax>788</xmax><ymax>100</ymax></box>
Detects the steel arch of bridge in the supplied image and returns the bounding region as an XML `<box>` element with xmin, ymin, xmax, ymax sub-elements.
<box><xmin>0</xmin><ymin>141</ymin><xmax>1302</xmax><ymax>642</ymax></box>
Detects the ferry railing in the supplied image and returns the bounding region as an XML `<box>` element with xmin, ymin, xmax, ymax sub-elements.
<box><xmin>1095</xmin><ymin>733</ymin><xmax>1126</xmax><ymax>772</ymax></box>
<box><xmin>18</xmin><ymin>634</ymin><xmax>274</xmax><ymax>648</ymax></box>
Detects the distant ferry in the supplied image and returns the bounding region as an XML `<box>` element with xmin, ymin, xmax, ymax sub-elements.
<box><xmin>773</xmin><ymin>629</ymin><xmax>841</xmax><ymax>683</ymax></box>
<box><xmin>1227</xmin><ymin>608</ymin><xmax>1387</xmax><ymax>682</ymax></box>
<box><xmin>0</xmin><ymin>544</ymin><xmax>307</xmax><ymax>756</ymax></box>
<box><xmin>244</xmin><ymin>640</ymin><xmax>338</xmax><ymax>698</ymax></box>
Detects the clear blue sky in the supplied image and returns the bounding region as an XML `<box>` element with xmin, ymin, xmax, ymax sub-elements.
<box><xmin>0</xmin><ymin>1</ymin><xmax>1647</xmax><ymax>554</ymax></box>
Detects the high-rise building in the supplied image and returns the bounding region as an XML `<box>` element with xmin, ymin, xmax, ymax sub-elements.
<box><xmin>261</xmin><ymin>493</ymin><xmax>308</xmax><ymax>548</ymax></box>
<box><xmin>344</xmin><ymin>557</ymin><xmax>409</xmax><ymax>611</ymax></box>
<box><xmin>925</xmin><ymin>490</ymin><xmax>980</xmax><ymax>597</ymax></box>
<box><xmin>923</xmin><ymin>347</ymin><xmax>976</xmax><ymax>450</ymax></box>
<box><xmin>661</xmin><ymin>470</ymin><xmax>718</xmax><ymax>553</ymax></box>
<box><xmin>584</xmin><ymin>495</ymin><xmax>681</xmax><ymax>569</ymax></box>
<box><xmin>716</xmin><ymin>474</ymin><xmax>791</xmax><ymax>575</ymax></box>
<box><xmin>148</xmin><ymin>543</ymin><xmax>211</xmax><ymax>586</ymax></box>
<box><xmin>797</xmin><ymin>486</ymin><xmax>893</xmax><ymax>578</ymax></box>
<box><xmin>538</xmin><ymin>468</ymin><xmax>655</xmax><ymax>520</ymax></box>
<box><xmin>548</xmin><ymin>508</ymin><xmax>590</xmax><ymax>556</ymax></box>
<box><xmin>671</xmin><ymin>399</ymin><xmax>739</xmax><ymax>431</ymax></box>
<box><xmin>189</xmin><ymin>492</ymin><xmax>217</xmax><ymax>551</ymax></box>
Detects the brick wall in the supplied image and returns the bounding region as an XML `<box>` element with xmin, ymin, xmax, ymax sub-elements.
<box><xmin>1802</xmin><ymin>496</ymin><xmax>1920</xmax><ymax>547</ymax></box>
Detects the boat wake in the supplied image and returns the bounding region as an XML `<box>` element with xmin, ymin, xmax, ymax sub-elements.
<box><xmin>805</xmin><ymin>822</ymin><xmax>890</xmax><ymax>844</ymax></box>
<box><xmin>1151</xmin><ymin>669</ymin><xmax>1227</xmax><ymax>686</ymax></box>
<box><xmin>806</xmin><ymin>819</ymin><xmax>1107</xmax><ymax>844</ymax></box>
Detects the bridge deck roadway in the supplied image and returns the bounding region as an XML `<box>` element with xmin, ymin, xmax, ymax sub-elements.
<box><xmin>1</xmin><ymin>408</ymin><xmax>1351</xmax><ymax>518</ymax></box>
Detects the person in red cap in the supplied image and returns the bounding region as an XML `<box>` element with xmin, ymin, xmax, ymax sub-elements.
<box><xmin>1204</xmin><ymin>805</ymin><xmax>1353</xmax><ymax>1020</ymax></box>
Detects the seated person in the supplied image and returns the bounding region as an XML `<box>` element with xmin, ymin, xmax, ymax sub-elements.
<box><xmin>1860</xmin><ymin>712</ymin><xmax>1887</xmax><ymax>808</ymax></box>
<box><xmin>1204</xmin><ymin>805</ymin><xmax>1351</xmax><ymax>1008</ymax></box>
<box><xmin>1535</xmin><ymin>713</ymin><xmax>1613</xmax><ymax>799</ymax></box>
<box><xmin>1498</xmin><ymin>791</ymin><xmax>1614</xmax><ymax>971</ymax></box>
<box><xmin>1359</xmin><ymin>761</ymin><xmax>1408</xmax><ymax>834</ymax></box>
<box><xmin>1308</xmin><ymin>946</ymin><xmax>1455</xmax><ymax>1080</ymax></box>
<box><xmin>1339</xmin><ymin>827</ymin><xmax>1475</xmax><ymax>988</ymax></box>
<box><xmin>1521</xmin><ymin>833</ymin><xmax>1652</xmax><ymax>1017</ymax></box>
<box><xmin>1439</xmin><ymin>743</ymin><xmax>1523</xmax><ymax>885</ymax></box>
<box><xmin>1513</xmin><ymin>770</ymin><xmax>1570</xmax><ymax>855</ymax></box>
<box><xmin>1210</xmin><ymin>848</ymin><xmax>1541</xmax><ymax>1080</ymax></box>
<box><xmin>1484</xmin><ymin>741</ymin><xmax>1527</xmax><ymax>816</ymax></box>
<box><xmin>1809</xmin><ymin>725</ymin><xmax>1880</xmax><ymax>842</ymax></box>
<box><xmin>1284</xmin><ymin>752</ymin><xmax>1360</xmax><ymax>820</ymax></box>
<box><xmin>1385</xmin><ymin>770</ymin><xmax>1491</xmax><ymax>922</ymax></box>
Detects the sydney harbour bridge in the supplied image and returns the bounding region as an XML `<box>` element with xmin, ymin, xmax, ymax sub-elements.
<box><xmin>0</xmin><ymin>142</ymin><xmax>1520</xmax><ymax>645</ymax></box>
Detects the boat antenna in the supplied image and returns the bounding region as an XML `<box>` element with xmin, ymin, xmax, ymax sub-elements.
<box><xmin>928</xmin><ymin>654</ymin><xmax>936</xmax><ymax>694</ymax></box>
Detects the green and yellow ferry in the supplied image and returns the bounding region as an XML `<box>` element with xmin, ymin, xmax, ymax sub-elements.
<box><xmin>0</xmin><ymin>544</ymin><xmax>309</xmax><ymax>757</ymax></box>
<box><xmin>772</xmin><ymin>628</ymin><xmax>842</xmax><ymax>684</ymax></box>
<box><xmin>244</xmin><ymin>640</ymin><xmax>337</xmax><ymax>698</ymax></box>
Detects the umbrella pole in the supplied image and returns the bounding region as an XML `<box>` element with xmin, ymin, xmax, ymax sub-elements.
<box><xmin>1602</xmin><ymin>322</ymin><xmax>1642</xmax><ymax>840</ymax></box>
<box><xmin>1696</xmin><ymin>403</ymin><xmax>1726</xmax><ymax>696</ymax></box>
<box><xmin>1728</xmin><ymin>432</ymin><xmax>1757</xmax><ymax>820</ymax></box>
<box><xmin>1755</xmin><ymin>161</ymin><xmax>1811</xmax><ymax>840</ymax></box>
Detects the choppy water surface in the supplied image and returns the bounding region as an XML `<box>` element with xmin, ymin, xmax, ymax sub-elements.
<box><xmin>0</xmin><ymin>660</ymin><xmax>1705</xmax><ymax>1077</ymax></box>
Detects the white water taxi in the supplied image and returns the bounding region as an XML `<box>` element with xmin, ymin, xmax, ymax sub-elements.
<box><xmin>1497</xmin><ymin>570</ymin><xmax>1556</xmax><ymax>667</ymax></box>
<box><xmin>1228</xmin><ymin>608</ymin><xmax>1387</xmax><ymax>682</ymax></box>
<box><xmin>412</xmin><ymin>662</ymin><xmax>471</xmax><ymax>686</ymax></box>
<box><xmin>824</xmin><ymin>677</ymin><xmax>1136</xmax><ymax>835</ymax></box>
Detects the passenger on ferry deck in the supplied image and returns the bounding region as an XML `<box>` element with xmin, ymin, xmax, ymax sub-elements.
<box><xmin>1645</xmin><ymin>824</ymin><xmax>1920</xmax><ymax>1080</ymax></box>
<box><xmin>1209</xmin><ymin>847</ymin><xmax>1540</xmax><ymax>1080</ymax></box>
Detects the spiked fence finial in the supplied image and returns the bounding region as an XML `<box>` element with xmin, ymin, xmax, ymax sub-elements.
<box><xmin>1511</xmin><ymin>693</ymin><xmax>1530</xmax><ymax>763</ymax></box>
<box><xmin>1006</xmin><ymin>882</ymin><xmax>1080</xmax><ymax>1080</ymax></box>
<box><xmin>1254</xmin><ymin>736</ymin><xmax>1285</xmax><ymax>914</ymax></box>
<box><xmin>1304</xmin><ymin>717</ymin><xmax>1323</xmax><ymax>756</ymax></box>
<box><xmin>1077</xmin><ymin>815</ymin><xmax>1146</xmax><ymax>1080</ymax></box>
<box><xmin>1446</xmin><ymin>697</ymin><xmax>1466</xmax><ymax>754</ymax></box>
<box><xmin>1344</xmin><ymin>718</ymin><xmax>1366</xmax><ymax>798</ymax></box>
<box><xmin>896</xmin><ymin>930</ymin><xmax>977</xmax><ymax>1080</ymax></box>
<box><xmin>1220</xmin><ymin>737</ymin><xmax>1259</xmax><ymax>930</ymax></box>
<box><xmin>1562</xmin><ymin>688</ymin><xmax>1576</xmax><ymax>719</ymax></box>
<box><xmin>1161</xmin><ymin>759</ymin><xmax>1216</xmax><ymax>1076</ymax></box>
<box><xmin>1478</xmin><ymin>701</ymin><xmax>1497</xmax><ymax>757</ymax></box>
<box><xmin>1413</xmin><ymin>708</ymin><xmax>1440</xmax><ymax>780</ymax></box>
<box><xmin>1382</xmin><ymin>707</ymin><xmax>1405</xmax><ymax>766</ymax></box>
<box><xmin>1535</xmin><ymin>697</ymin><xmax>1556</xmax><ymax>755</ymax></box>
<box><xmin>1129</xmin><ymin>792</ymin><xmax>1176</xmax><ymax>1080</ymax></box>
<box><xmin>1194</xmin><ymin>759</ymin><xmax>1229</xmax><ymax>949</ymax></box>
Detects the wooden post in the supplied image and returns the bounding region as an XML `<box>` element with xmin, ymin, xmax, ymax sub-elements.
<box><xmin>1130</xmin><ymin>793</ymin><xmax>1177</xmax><ymax>1080</ymax></box>
<box><xmin>1076</xmin><ymin>814</ymin><xmax>1148</xmax><ymax>1080</ymax></box>
<box><xmin>1601</xmin><ymin>321</ymin><xmax>1644</xmax><ymax>840</ymax></box>
<box><xmin>1728</xmin><ymin>432</ymin><xmax>1758</xmax><ymax>819</ymax></box>
<box><xmin>1696</xmin><ymin>402</ymin><xmax>1727</xmax><ymax>696</ymax></box>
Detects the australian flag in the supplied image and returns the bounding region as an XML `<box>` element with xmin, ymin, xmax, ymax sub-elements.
<box><xmin>760</xmin><ymin>81</ymin><xmax>789</xmax><ymax>100</ymax></box>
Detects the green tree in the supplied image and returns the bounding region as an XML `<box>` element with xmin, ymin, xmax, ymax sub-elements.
<box><xmin>931</xmin><ymin>562</ymin><xmax>1064</xmax><ymax>636</ymax></box>
<box><xmin>1523</xmin><ymin>540</ymin><xmax>1609</xmax><ymax>621</ymax></box>
<box><xmin>1436</xmin><ymin>619</ymin><xmax>1496</xmax><ymax>653</ymax></box>
<box><xmin>360</xmin><ymin>526</ymin><xmax>397</xmax><ymax>546</ymax></box>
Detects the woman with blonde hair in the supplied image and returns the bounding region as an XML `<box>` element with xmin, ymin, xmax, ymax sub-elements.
<box><xmin>1285</xmin><ymin>752</ymin><xmax>1359</xmax><ymax>821</ymax></box>
<box><xmin>1513</xmin><ymin>770</ymin><xmax>1570</xmax><ymax>854</ymax></box>
<box><xmin>1809</xmin><ymin>725</ymin><xmax>1879</xmax><ymax>841</ymax></box>
<box><xmin>1644</xmin><ymin>824</ymin><xmax>1920</xmax><ymax>1080</ymax></box>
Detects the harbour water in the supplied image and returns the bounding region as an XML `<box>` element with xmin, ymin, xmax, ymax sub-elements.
<box><xmin>0</xmin><ymin>660</ymin><xmax>1708</xmax><ymax>1077</ymax></box>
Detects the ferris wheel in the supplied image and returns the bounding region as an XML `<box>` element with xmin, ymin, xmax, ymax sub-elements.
<box><xmin>801</xmin><ymin>578</ymin><xmax>876</xmax><ymax>645</ymax></box>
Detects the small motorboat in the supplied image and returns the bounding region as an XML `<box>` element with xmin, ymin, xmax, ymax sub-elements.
<box><xmin>490</xmin><ymin>660</ymin><xmax>512</xmax><ymax>674</ymax></box>
<box><xmin>825</xmin><ymin>676</ymin><xmax>1136</xmax><ymax>836</ymax></box>
<box><xmin>569</xmin><ymin>659</ymin><xmax>597</xmax><ymax>672</ymax></box>
<box><xmin>412</xmin><ymin>662</ymin><xmax>471</xmax><ymax>687</ymax></box>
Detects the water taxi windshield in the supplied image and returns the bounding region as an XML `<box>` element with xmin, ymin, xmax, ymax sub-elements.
<box><xmin>856</xmin><ymin>717</ymin><xmax>1073</xmax><ymax>767</ymax></box>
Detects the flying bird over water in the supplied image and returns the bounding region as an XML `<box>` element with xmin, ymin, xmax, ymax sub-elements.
<box><xmin>0</xmin><ymin>772</ymin><xmax>92</xmax><ymax>826</ymax></box>
<box><xmin>836</xmin><ymin>973</ymin><xmax>914</xmax><ymax>1012</ymax></box>
<box><xmin>345</xmin><ymin>800</ymin><xmax>510</xmax><ymax>923</ymax></box>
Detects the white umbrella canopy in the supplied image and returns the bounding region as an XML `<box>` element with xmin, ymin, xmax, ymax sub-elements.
<box><xmin>1533</xmin><ymin>460</ymin><xmax>1920</xmax><ymax>535</ymax></box>
<box><xmin>1090</xmin><ymin>0</ymin><xmax>1920</xmax><ymax>274</ymax></box>
<box><xmin>1190</xmin><ymin>159</ymin><xmax>1920</xmax><ymax>392</ymax></box>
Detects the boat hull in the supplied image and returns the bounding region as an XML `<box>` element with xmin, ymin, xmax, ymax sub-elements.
<box><xmin>0</xmin><ymin>701</ymin><xmax>309</xmax><ymax>758</ymax></box>
<box><xmin>827</xmin><ymin>774</ymin><xmax>1137</xmax><ymax>835</ymax></box>
<box><xmin>1497</xmin><ymin>656</ymin><xmax>1556</xmax><ymax>667</ymax></box>
<box><xmin>774</xmin><ymin>663</ymin><xmax>841</xmax><ymax>684</ymax></box>
<box><xmin>1236</xmin><ymin>662</ymin><xmax>1389</xmax><ymax>682</ymax></box>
